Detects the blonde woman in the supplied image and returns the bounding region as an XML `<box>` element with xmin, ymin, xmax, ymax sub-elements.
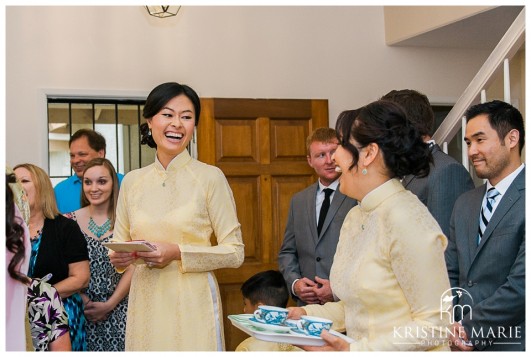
<box><xmin>14</xmin><ymin>164</ymin><xmax>89</xmax><ymax>351</ymax></box>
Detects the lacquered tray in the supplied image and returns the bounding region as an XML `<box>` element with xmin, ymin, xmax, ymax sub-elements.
<box><xmin>228</xmin><ymin>314</ymin><xmax>354</xmax><ymax>347</ymax></box>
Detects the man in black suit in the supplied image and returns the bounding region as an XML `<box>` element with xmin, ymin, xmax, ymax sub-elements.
<box><xmin>446</xmin><ymin>100</ymin><xmax>525</xmax><ymax>351</ymax></box>
<box><xmin>382</xmin><ymin>89</ymin><xmax>474</xmax><ymax>238</ymax></box>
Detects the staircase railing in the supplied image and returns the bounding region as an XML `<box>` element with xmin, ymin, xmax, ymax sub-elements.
<box><xmin>432</xmin><ymin>8</ymin><xmax>525</xmax><ymax>151</ymax></box>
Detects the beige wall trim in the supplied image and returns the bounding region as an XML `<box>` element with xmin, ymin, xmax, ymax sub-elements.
<box><xmin>384</xmin><ymin>6</ymin><xmax>493</xmax><ymax>45</ymax></box>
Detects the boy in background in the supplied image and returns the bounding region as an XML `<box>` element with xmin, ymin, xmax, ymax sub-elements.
<box><xmin>236</xmin><ymin>270</ymin><xmax>301</xmax><ymax>352</ymax></box>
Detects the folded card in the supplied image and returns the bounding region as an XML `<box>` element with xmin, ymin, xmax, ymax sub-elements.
<box><xmin>103</xmin><ymin>241</ymin><xmax>156</xmax><ymax>253</ymax></box>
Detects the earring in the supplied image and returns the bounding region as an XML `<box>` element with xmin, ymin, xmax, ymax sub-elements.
<box><xmin>362</xmin><ymin>168</ymin><xmax>368</xmax><ymax>175</ymax></box>
<box><xmin>148</xmin><ymin>128</ymin><xmax>152</xmax><ymax>136</ymax></box>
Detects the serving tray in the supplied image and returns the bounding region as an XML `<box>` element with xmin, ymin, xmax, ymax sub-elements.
<box><xmin>228</xmin><ymin>314</ymin><xmax>354</xmax><ymax>347</ymax></box>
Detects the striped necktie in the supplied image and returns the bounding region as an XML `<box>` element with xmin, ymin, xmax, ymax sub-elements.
<box><xmin>477</xmin><ymin>187</ymin><xmax>500</xmax><ymax>245</ymax></box>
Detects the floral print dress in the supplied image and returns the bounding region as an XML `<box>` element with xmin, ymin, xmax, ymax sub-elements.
<box><xmin>27</xmin><ymin>275</ymin><xmax>70</xmax><ymax>351</ymax></box>
<box><xmin>65</xmin><ymin>212</ymin><xmax>128</xmax><ymax>351</ymax></box>
<box><xmin>28</xmin><ymin>231</ymin><xmax>86</xmax><ymax>351</ymax></box>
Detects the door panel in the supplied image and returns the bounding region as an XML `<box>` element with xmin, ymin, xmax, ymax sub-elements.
<box><xmin>271</xmin><ymin>175</ymin><xmax>315</xmax><ymax>255</ymax></box>
<box><xmin>270</xmin><ymin>119</ymin><xmax>309</xmax><ymax>160</ymax></box>
<box><xmin>198</xmin><ymin>98</ymin><xmax>328</xmax><ymax>350</ymax></box>
<box><xmin>216</xmin><ymin>119</ymin><xmax>258</xmax><ymax>162</ymax></box>
<box><xmin>226</xmin><ymin>176</ymin><xmax>261</xmax><ymax>261</ymax></box>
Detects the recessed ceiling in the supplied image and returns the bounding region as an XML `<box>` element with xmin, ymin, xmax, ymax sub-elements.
<box><xmin>391</xmin><ymin>6</ymin><xmax>524</xmax><ymax>50</ymax></box>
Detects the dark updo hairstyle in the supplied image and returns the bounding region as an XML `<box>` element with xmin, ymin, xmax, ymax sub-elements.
<box><xmin>6</xmin><ymin>173</ymin><xmax>29</xmax><ymax>284</ymax></box>
<box><xmin>140</xmin><ymin>82</ymin><xmax>201</xmax><ymax>148</ymax></box>
<box><xmin>335</xmin><ymin>100</ymin><xmax>432</xmax><ymax>179</ymax></box>
<box><xmin>380</xmin><ymin>89</ymin><xmax>435</xmax><ymax>137</ymax></box>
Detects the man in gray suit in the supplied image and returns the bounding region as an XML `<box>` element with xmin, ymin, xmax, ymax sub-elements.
<box><xmin>382</xmin><ymin>89</ymin><xmax>474</xmax><ymax>238</ymax></box>
<box><xmin>446</xmin><ymin>100</ymin><xmax>525</xmax><ymax>351</ymax></box>
<box><xmin>278</xmin><ymin>128</ymin><xmax>357</xmax><ymax>306</ymax></box>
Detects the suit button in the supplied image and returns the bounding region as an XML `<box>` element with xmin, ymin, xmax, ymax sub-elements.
<box><xmin>467</xmin><ymin>281</ymin><xmax>474</xmax><ymax>287</ymax></box>
<box><xmin>316</xmin><ymin>257</ymin><xmax>321</xmax><ymax>262</ymax></box>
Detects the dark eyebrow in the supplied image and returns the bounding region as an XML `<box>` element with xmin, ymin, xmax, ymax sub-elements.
<box><xmin>464</xmin><ymin>131</ymin><xmax>486</xmax><ymax>141</ymax></box>
<box><xmin>162</xmin><ymin>107</ymin><xmax>193</xmax><ymax>115</ymax></box>
<box><xmin>84</xmin><ymin>175</ymin><xmax>109</xmax><ymax>180</ymax></box>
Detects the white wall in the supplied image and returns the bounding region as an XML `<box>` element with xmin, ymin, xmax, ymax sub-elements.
<box><xmin>6</xmin><ymin>6</ymin><xmax>491</xmax><ymax>170</ymax></box>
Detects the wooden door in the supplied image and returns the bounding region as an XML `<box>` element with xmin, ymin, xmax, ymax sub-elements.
<box><xmin>198</xmin><ymin>98</ymin><xmax>329</xmax><ymax>351</ymax></box>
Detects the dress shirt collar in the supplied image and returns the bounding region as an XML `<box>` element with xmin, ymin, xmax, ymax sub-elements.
<box><xmin>154</xmin><ymin>150</ymin><xmax>192</xmax><ymax>173</ymax></box>
<box><xmin>486</xmin><ymin>163</ymin><xmax>525</xmax><ymax>196</ymax></box>
<box><xmin>359</xmin><ymin>178</ymin><xmax>404</xmax><ymax>212</ymax></box>
<box><xmin>318</xmin><ymin>178</ymin><xmax>339</xmax><ymax>193</ymax></box>
<box><xmin>426</xmin><ymin>139</ymin><xmax>436</xmax><ymax>149</ymax></box>
<box><xmin>71</xmin><ymin>174</ymin><xmax>82</xmax><ymax>184</ymax></box>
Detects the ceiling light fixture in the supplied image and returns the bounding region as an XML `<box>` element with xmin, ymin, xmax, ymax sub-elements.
<box><xmin>145</xmin><ymin>6</ymin><xmax>181</xmax><ymax>18</ymax></box>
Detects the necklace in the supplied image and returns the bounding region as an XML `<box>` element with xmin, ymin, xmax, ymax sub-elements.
<box><xmin>30</xmin><ymin>221</ymin><xmax>44</xmax><ymax>241</ymax></box>
<box><xmin>88</xmin><ymin>217</ymin><xmax>111</xmax><ymax>238</ymax></box>
<box><xmin>30</xmin><ymin>229</ymin><xmax>42</xmax><ymax>241</ymax></box>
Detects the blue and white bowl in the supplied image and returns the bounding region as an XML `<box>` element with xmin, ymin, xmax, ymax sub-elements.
<box><xmin>253</xmin><ymin>305</ymin><xmax>289</xmax><ymax>325</ymax></box>
<box><xmin>297</xmin><ymin>315</ymin><xmax>333</xmax><ymax>337</ymax></box>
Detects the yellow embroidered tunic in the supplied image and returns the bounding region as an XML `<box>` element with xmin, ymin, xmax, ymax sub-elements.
<box><xmin>304</xmin><ymin>179</ymin><xmax>451</xmax><ymax>351</ymax></box>
<box><xmin>113</xmin><ymin>151</ymin><xmax>244</xmax><ymax>351</ymax></box>
<box><xmin>236</xmin><ymin>337</ymin><xmax>302</xmax><ymax>351</ymax></box>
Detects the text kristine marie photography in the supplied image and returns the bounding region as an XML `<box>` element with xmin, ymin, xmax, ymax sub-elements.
<box><xmin>392</xmin><ymin>287</ymin><xmax>522</xmax><ymax>348</ymax></box>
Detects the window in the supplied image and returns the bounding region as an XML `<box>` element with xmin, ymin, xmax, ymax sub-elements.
<box><xmin>47</xmin><ymin>97</ymin><xmax>154</xmax><ymax>186</ymax></box>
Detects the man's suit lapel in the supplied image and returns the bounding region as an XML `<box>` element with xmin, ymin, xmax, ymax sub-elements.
<box><xmin>306</xmin><ymin>183</ymin><xmax>319</xmax><ymax>244</ymax></box>
<box><xmin>431</xmin><ymin>143</ymin><xmax>442</xmax><ymax>155</ymax></box>
<box><xmin>471</xmin><ymin>168</ymin><xmax>525</xmax><ymax>264</ymax></box>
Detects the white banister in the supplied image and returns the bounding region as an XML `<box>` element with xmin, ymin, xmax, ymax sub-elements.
<box><xmin>504</xmin><ymin>58</ymin><xmax>511</xmax><ymax>103</ymax></box>
<box><xmin>433</xmin><ymin>8</ymin><xmax>525</xmax><ymax>145</ymax></box>
<box><xmin>461</xmin><ymin>116</ymin><xmax>469</xmax><ymax>172</ymax></box>
<box><xmin>480</xmin><ymin>89</ymin><xmax>487</xmax><ymax>103</ymax></box>
<box><xmin>442</xmin><ymin>142</ymin><xmax>448</xmax><ymax>154</ymax></box>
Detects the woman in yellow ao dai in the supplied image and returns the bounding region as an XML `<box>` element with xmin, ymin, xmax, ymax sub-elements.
<box><xmin>110</xmin><ymin>82</ymin><xmax>244</xmax><ymax>351</ymax></box>
<box><xmin>290</xmin><ymin>101</ymin><xmax>452</xmax><ymax>351</ymax></box>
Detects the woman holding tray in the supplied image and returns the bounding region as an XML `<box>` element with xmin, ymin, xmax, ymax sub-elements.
<box><xmin>109</xmin><ymin>82</ymin><xmax>244</xmax><ymax>351</ymax></box>
<box><xmin>288</xmin><ymin>101</ymin><xmax>452</xmax><ymax>351</ymax></box>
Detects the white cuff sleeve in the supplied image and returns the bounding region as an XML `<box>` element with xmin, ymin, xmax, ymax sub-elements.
<box><xmin>291</xmin><ymin>279</ymin><xmax>300</xmax><ymax>297</ymax></box>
